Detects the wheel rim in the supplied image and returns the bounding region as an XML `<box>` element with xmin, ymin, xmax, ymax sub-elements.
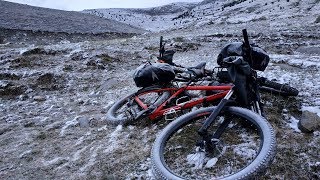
<box><xmin>160</xmin><ymin>111</ymin><xmax>264</xmax><ymax>179</ymax></box>
<box><xmin>113</xmin><ymin>91</ymin><xmax>167</xmax><ymax>122</ymax></box>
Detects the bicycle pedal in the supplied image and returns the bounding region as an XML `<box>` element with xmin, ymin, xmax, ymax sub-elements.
<box><xmin>164</xmin><ymin>108</ymin><xmax>179</xmax><ymax>121</ymax></box>
<box><xmin>176</xmin><ymin>96</ymin><xmax>190</xmax><ymax>105</ymax></box>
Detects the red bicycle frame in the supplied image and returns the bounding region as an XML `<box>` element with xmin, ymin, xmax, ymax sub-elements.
<box><xmin>134</xmin><ymin>85</ymin><xmax>232</xmax><ymax>120</ymax></box>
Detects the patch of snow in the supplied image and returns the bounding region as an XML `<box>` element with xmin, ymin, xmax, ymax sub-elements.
<box><xmin>79</xmin><ymin>145</ymin><xmax>102</xmax><ymax>172</ymax></box>
<box><xmin>233</xmin><ymin>144</ymin><xmax>257</xmax><ymax>159</ymax></box>
<box><xmin>302</xmin><ymin>106</ymin><xmax>320</xmax><ymax>117</ymax></box>
<box><xmin>97</xmin><ymin>125</ymin><xmax>108</xmax><ymax>131</ymax></box>
<box><xmin>72</xmin><ymin>146</ymin><xmax>88</xmax><ymax>161</ymax></box>
<box><xmin>186</xmin><ymin>150</ymin><xmax>206</xmax><ymax>169</ymax></box>
<box><xmin>42</xmin><ymin>157</ymin><xmax>69</xmax><ymax>167</ymax></box>
<box><xmin>75</xmin><ymin>136</ymin><xmax>85</xmax><ymax>146</ymax></box>
<box><xmin>103</xmin><ymin>125</ymin><xmax>123</xmax><ymax>154</ymax></box>
<box><xmin>19</xmin><ymin>149</ymin><xmax>32</xmax><ymax>158</ymax></box>
<box><xmin>19</xmin><ymin>45</ymin><xmax>35</xmax><ymax>55</ymax></box>
<box><xmin>147</xmin><ymin>168</ymin><xmax>154</xmax><ymax>178</ymax></box>
<box><xmin>60</xmin><ymin>116</ymin><xmax>79</xmax><ymax>136</ymax></box>
<box><xmin>104</xmin><ymin>101</ymin><xmax>115</xmax><ymax>110</ymax></box>
<box><xmin>288</xmin><ymin>116</ymin><xmax>301</xmax><ymax>133</ymax></box>
<box><xmin>205</xmin><ymin>157</ymin><xmax>218</xmax><ymax>168</ymax></box>
<box><xmin>128</xmin><ymin>125</ymin><xmax>135</xmax><ymax>130</ymax></box>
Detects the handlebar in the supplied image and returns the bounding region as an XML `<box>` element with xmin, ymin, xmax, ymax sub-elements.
<box><xmin>242</xmin><ymin>29</ymin><xmax>250</xmax><ymax>48</ymax></box>
<box><xmin>242</xmin><ymin>29</ymin><xmax>253</xmax><ymax>67</ymax></box>
<box><xmin>159</xmin><ymin>36</ymin><xmax>165</xmax><ymax>59</ymax></box>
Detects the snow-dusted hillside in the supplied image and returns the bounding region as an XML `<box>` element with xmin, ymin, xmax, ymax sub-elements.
<box><xmin>83</xmin><ymin>0</ymin><xmax>320</xmax><ymax>32</ymax></box>
<box><xmin>82</xmin><ymin>2</ymin><xmax>199</xmax><ymax>32</ymax></box>
<box><xmin>0</xmin><ymin>0</ymin><xmax>145</xmax><ymax>34</ymax></box>
<box><xmin>190</xmin><ymin>0</ymin><xmax>320</xmax><ymax>29</ymax></box>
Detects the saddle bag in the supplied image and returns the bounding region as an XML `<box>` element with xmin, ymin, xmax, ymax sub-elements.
<box><xmin>133</xmin><ymin>63</ymin><xmax>175</xmax><ymax>87</ymax></box>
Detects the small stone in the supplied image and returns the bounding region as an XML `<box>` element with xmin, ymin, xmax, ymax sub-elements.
<box><xmin>77</xmin><ymin>117</ymin><xmax>90</xmax><ymax>128</ymax></box>
<box><xmin>24</xmin><ymin>121</ymin><xmax>35</xmax><ymax>127</ymax></box>
<box><xmin>19</xmin><ymin>94</ymin><xmax>29</xmax><ymax>101</ymax></box>
<box><xmin>33</xmin><ymin>95</ymin><xmax>46</xmax><ymax>101</ymax></box>
<box><xmin>36</xmin><ymin>131</ymin><xmax>47</xmax><ymax>140</ymax></box>
<box><xmin>89</xmin><ymin>118</ymin><xmax>106</xmax><ymax>127</ymax></box>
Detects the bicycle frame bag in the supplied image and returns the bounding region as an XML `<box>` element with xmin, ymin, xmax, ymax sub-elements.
<box><xmin>133</xmin><ymin>63</ymin><xmax>175</xmax><ymax>87</ymax></box>
<box><xmin>217</xmin><ymin>42</ymin><xmax>270</xmax><ymax>71</ymax></box>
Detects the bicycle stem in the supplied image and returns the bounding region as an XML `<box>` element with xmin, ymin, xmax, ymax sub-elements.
<box><xmin>198</xmin><ymin>88</ymin><xmax>234</xmax><ymax>137</ymax></box>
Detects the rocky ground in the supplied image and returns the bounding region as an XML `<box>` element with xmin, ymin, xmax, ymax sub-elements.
<box><xmin>1</xmin><ymin>0</ymin><xmax>320</xmax><ymax>179</ymax></box>
<box><xmin>1</xmin><ymin>21</ymin><xmax>320</xmax><ymax>179</ymax></box>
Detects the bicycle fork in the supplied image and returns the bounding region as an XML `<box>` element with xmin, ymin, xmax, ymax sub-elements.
<box><xmin>197</xmin><ymin>88</ymin><xmax>235</xmax><ymax>153</ymax></box>
<box><xmin>251</xmin><ymin>101</ymin><xmax>262</xmax><ymax>116</ymax></box>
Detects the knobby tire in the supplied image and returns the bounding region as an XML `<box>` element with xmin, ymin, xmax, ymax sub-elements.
<box><xmin>259</xmin><ymin>79</ymin><xmax>298</xmax><ymax>96</ymax></box>
<box><xmin>151</xmin><ymin>106</ymin><xmax>276</xmax><ymax>179</ymax></box>
<box><xmin>106</xmin><ymin>89</ymin><xmax>170</xmax><ymax>125</ymax></box>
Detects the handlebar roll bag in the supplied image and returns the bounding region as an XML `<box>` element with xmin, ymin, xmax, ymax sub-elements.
<box><xmin>217</xmin><ymin>42</ymin><xmax>269</xmax><ymax>71</ymax></box>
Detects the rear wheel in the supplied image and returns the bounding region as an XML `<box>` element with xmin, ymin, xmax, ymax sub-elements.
<box><xmin>216</xmin><ymin>71</ymin><xmax>299</xmax><ymax>97</ymax></box>
<box><xmin>259</xmin><ymin>79</ymin><xmax>298</xmax><ymax>96</ymax></box>
<box><xmin>106</xmin><ymin>89</ymin><xmax>170</xmax><ymax>125</ymax></box>
<box><xmin>151</xmin><ymin>107</ymin><xmax>276</xmax><ymax>179</ymax></box>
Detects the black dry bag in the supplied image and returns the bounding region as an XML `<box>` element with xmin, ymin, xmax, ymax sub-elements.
<box><xmin>133</xmin><ymin>63</ymin><xmax>175</xmax><ymax>87</ymax></box>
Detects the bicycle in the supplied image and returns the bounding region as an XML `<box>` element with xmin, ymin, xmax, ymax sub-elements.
<box><xmin>106</xmin><ymin>35</ymin><xmax>298</xmax><ymax>126</ymax></box>
<box><xmin>107</xmin><ymin>62</ymin><xmax>233</xmax><ymax>125</ymax></box>
<box><xmin>150</xmin><ymin>29</ymin><xmax>284</xmax><ymax>179</ymax></box>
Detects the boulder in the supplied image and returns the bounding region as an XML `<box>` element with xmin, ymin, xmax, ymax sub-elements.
<box><xmin>298</xmin><ymin>110</ymin><xmax>320</xmax><ymax>133</ymax></box>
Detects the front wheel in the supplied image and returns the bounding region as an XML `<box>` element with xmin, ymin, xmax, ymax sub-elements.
<box><xmin>106</xmin><ymin>88</ymin><xmax>170</xmax><ymax>125</ymax></box>
<box><xmin>151</xmin><ymin>107</ymin><xmax>276</xmax><ymax>179</ymax></box>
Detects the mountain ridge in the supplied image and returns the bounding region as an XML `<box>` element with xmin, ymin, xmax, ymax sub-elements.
<box><xmin>0</xmin><ymin>0</ymin><xmax>146</xmax><ymax>34</ymax></box>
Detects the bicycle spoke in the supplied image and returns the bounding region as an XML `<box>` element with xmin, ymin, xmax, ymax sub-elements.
<box><xmin>138</xmin><ymin>92</ymin><xmax>163</xmax><ymax>106</ymax></box>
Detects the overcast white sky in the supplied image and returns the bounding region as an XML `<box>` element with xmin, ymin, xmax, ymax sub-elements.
<box><xmin>5</xmin><ymin>0</ymin><xmax>203</xmax><ymax>11</ymax></box>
